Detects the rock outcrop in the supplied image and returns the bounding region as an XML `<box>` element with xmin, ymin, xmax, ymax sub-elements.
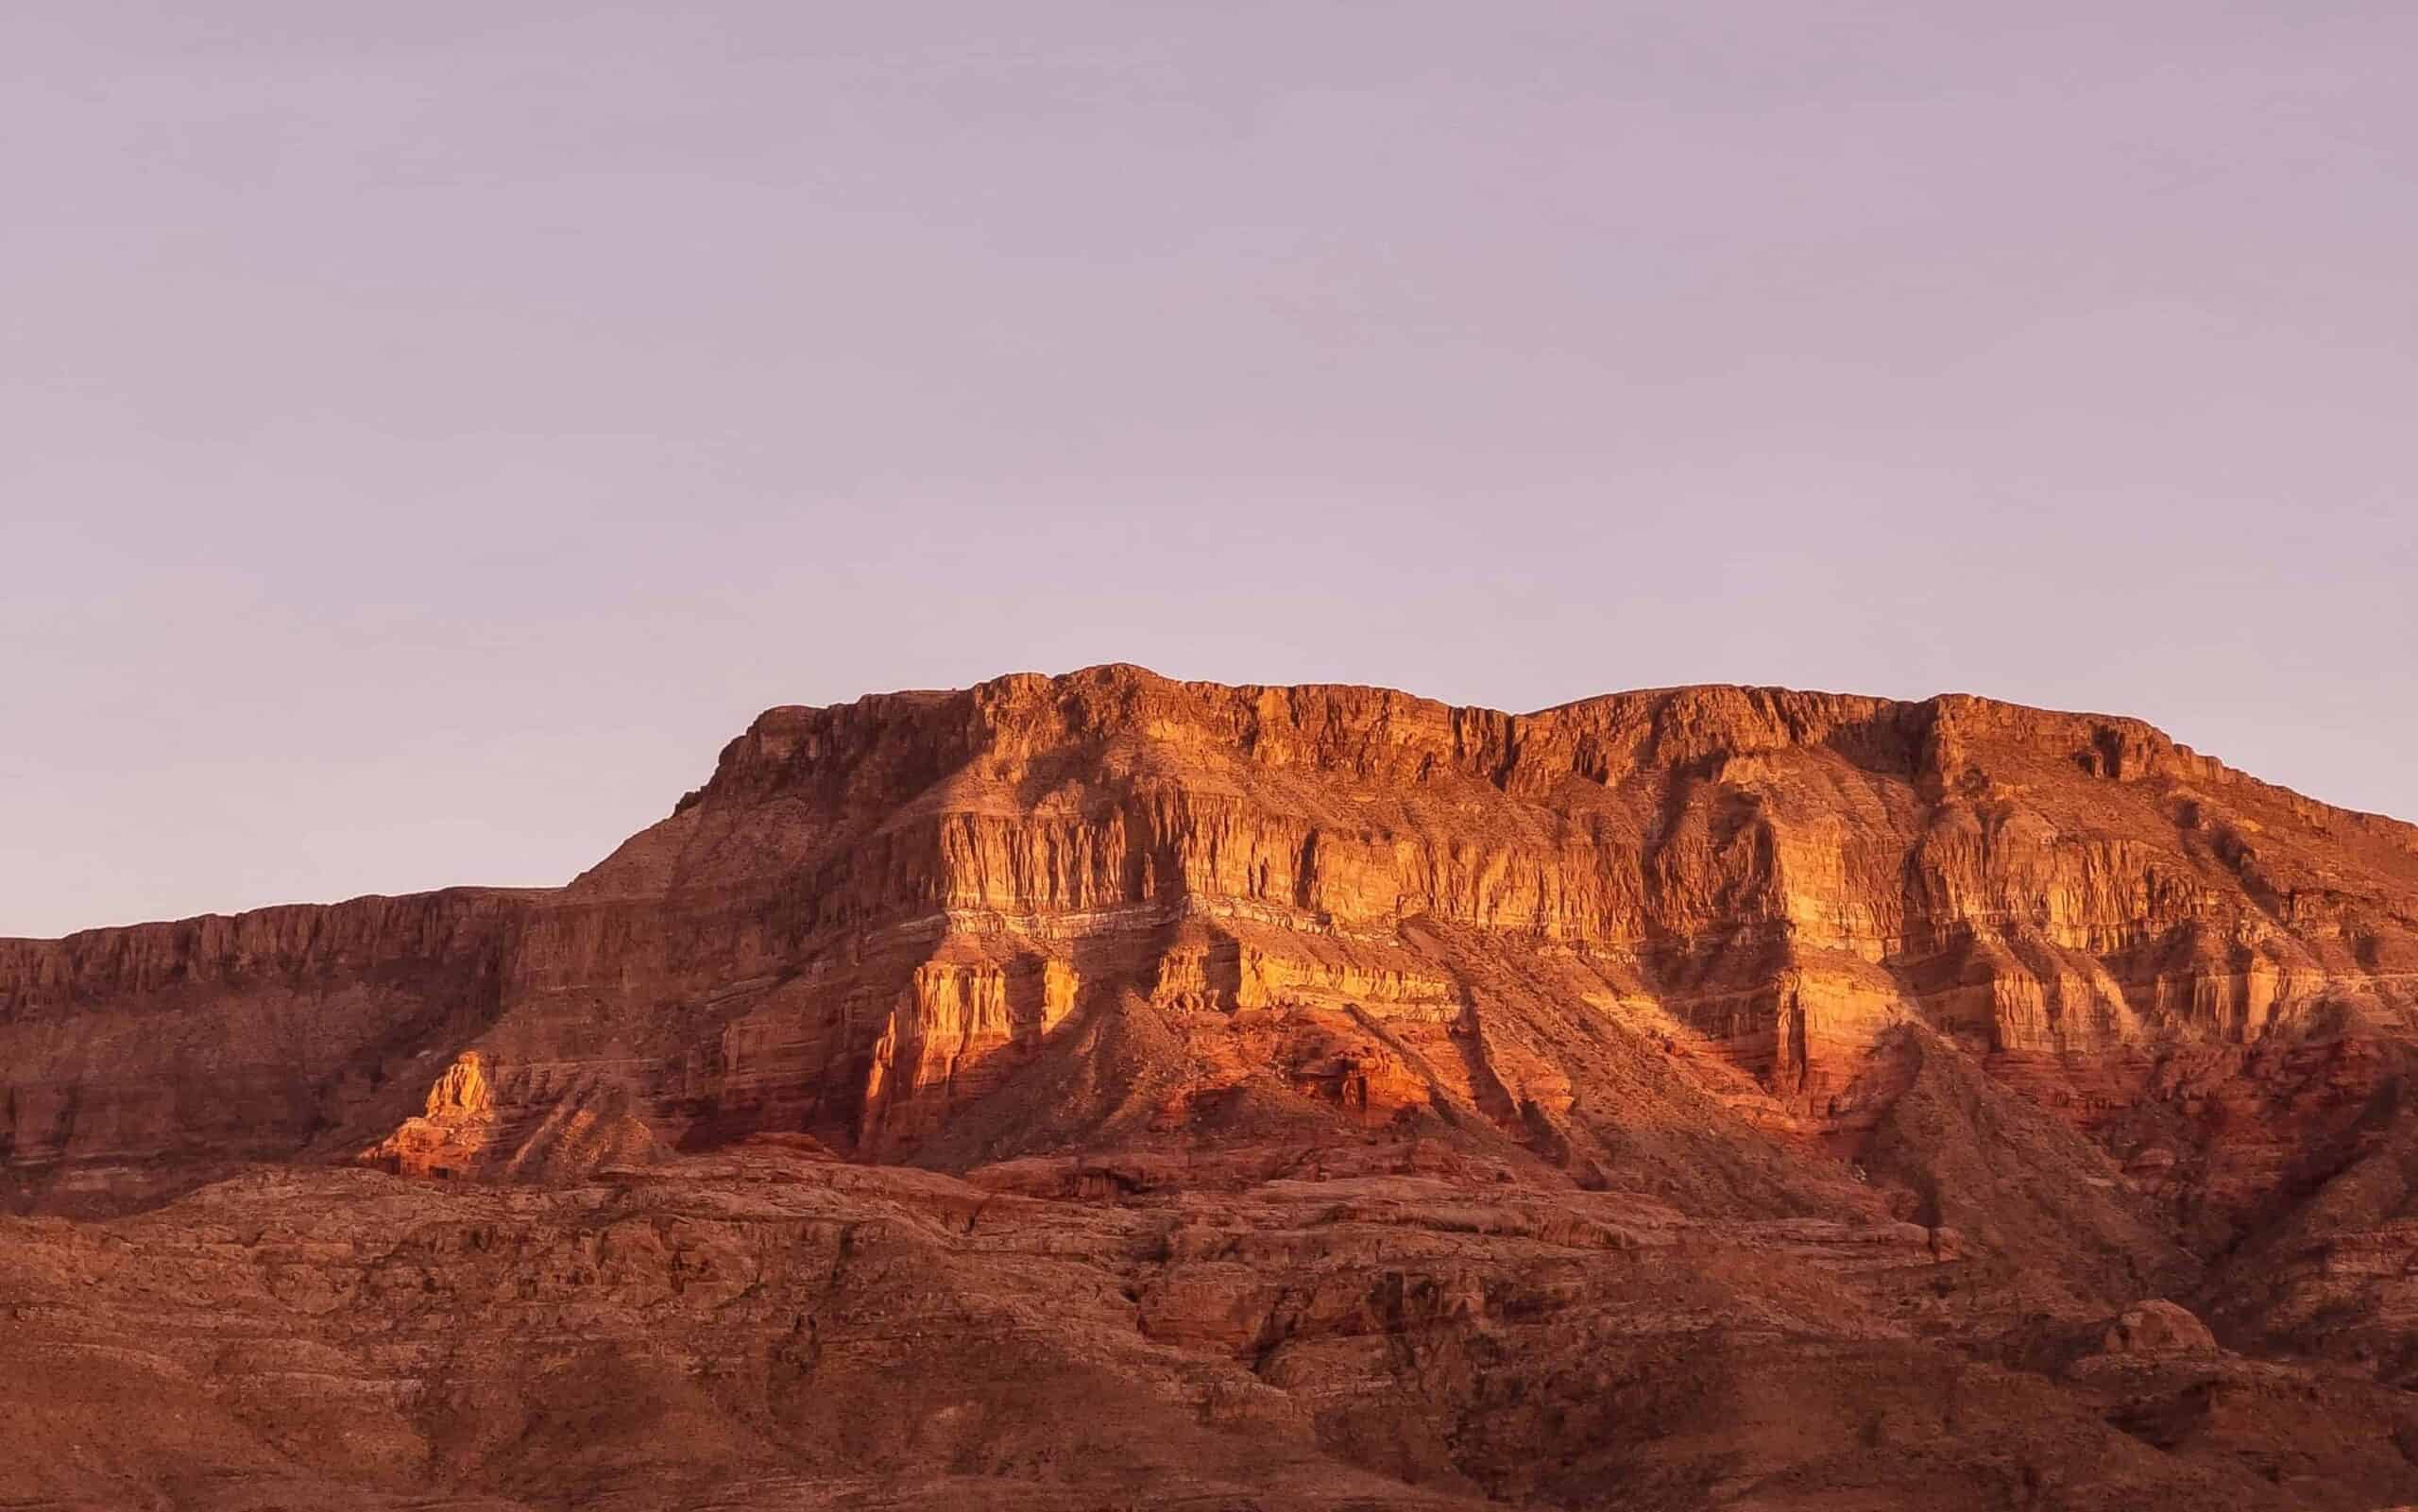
<box><xmin>2103</xmin><ymin>1300</ymin><xmax>2222</xmax><ymax>1357</ymax></box>
<box><xmin>9</xmin><ymin>664</ymin><xmax>2418</xmax><ymax>1508</ymax></box>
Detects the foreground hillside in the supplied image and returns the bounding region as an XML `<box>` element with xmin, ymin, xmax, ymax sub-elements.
<box><xmin>9</xmin><ymin>665</ymin><xmax>2418</xmax><ymax>1509</ymax></box>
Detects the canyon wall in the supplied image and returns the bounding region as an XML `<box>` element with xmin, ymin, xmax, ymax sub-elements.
<box><xmin>10</xmin><ymin>666</ymin><xmax>2418</xmax><ymax>1235</ymax></box>
<box><xmin>16</xmin><ymin>665</ymin><xmax>2418</xmax><ymax>1508</ymax></box>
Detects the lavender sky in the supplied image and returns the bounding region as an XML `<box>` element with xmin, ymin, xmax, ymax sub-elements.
<box><xmin>4</xmin><ymin>3</ymin><xmax>2413</xmax><ymax>938</ymax></box>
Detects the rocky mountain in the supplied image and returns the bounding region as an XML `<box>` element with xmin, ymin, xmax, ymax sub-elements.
<box><xmin>9</xmin><ymin>664</ymin><xmax>2418</xmax><ymax>1509</ymax></box>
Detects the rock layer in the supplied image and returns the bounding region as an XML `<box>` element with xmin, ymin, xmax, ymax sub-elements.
<box><xmin>9</xmin><ymin>665</ymin><xmax>2418</xmax><ymax>1508</ymax></box>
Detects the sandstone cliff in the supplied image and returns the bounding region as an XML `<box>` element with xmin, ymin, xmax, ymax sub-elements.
<box><xmin>9</xmin><ymin>665</ymin><xmax>2418</xmax><ymax>1509</ymax></box>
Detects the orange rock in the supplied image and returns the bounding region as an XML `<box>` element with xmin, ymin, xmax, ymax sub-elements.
<box><xmin>8</xmin><ymin>666</ymin><xmax>2418</xmax><ymax>1507</ymax></box>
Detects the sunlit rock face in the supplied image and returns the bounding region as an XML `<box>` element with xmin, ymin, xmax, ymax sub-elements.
<box><xmin>8</xmin><ymin>666</ymin><xmax>2418</xmax><ymax>1220</ymax></box>
<box><xmin>9</xmin><ymin>665</ymin><xmax>2418</xmax><ymax>1508</ymax></box>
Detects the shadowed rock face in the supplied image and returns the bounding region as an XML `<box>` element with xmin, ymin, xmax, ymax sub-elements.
<box><xmin>9</xmin><ymin>664</ymin><xmax>2418</xmax><ymax>1509</ymax></box>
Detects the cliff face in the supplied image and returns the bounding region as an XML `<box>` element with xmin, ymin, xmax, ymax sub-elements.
<box><xmin>0</xmin><ymin>890</ymin><xmax>529</xmax><ymax>1212</ymax></box>
<box><xmin>11</xmin><ymin>667</ymin><xmax>2418</xmax><ymax>1224</ymax></box>
<box><xmin>11</xmin><ymin>665</ymin><xmax>2418</xmax><ymax>1509</ymax></box>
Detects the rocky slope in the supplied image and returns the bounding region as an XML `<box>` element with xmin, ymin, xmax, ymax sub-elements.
<box><xmin>9</xmin><ymin>665</ymin><xmax>2418</xmax><ymax>1509</ymax></box>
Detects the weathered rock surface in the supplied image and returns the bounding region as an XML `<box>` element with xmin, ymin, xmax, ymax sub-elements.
<box><xmin>8</xmin><ymin>664</ymin><xmax>2418</xmax><ymax>1508</ymax></box>
<box><xmin>2103</xmin><ymin>1300</ymin><xmax>2222</xmax><ymax>1357</ymax></box>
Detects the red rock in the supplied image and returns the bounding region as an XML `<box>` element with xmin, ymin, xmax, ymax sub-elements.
<box><xmin>2103</xmin><ymin>1300</ymin><xmax>2222</xmax><ymax>1356</ymax></box>
<box><xmin>7</xmin><ymin>665</ymin><xmax>2418</xmax><ymax>1508</ymax></box>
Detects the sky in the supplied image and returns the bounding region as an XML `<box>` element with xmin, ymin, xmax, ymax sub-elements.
<box><xmin>3</xmin><ymin>2</ymin><xmax>2413</xmax><ymax>938</ymax></box>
